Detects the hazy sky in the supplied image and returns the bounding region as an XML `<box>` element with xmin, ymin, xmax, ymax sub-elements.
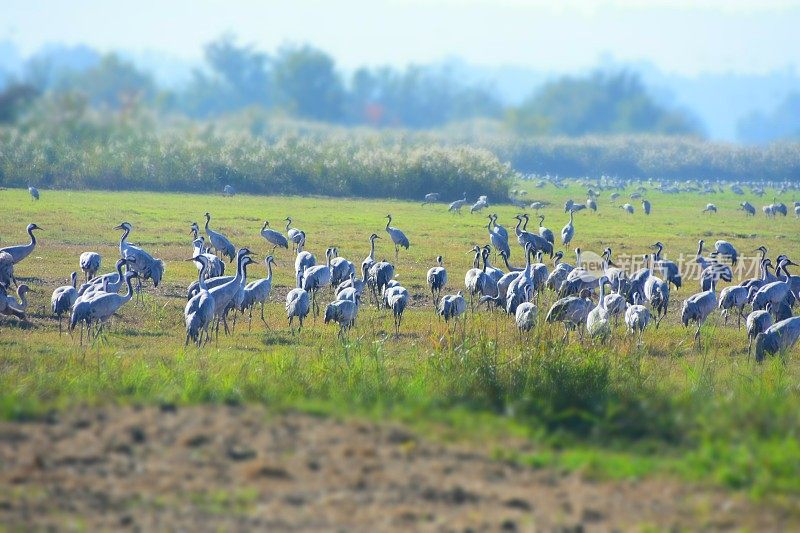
<box><xmin>3</xmin><ymin>0</ymin><xmax>799</xmax><ymax>75</ymax></box>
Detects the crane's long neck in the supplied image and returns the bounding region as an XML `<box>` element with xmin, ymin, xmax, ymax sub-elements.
<box><xmin>16</xmin><ymin>288</ymin><xmax>27</xmax><ymax>309</ymax></box>
<box><xmin>654</xmin><ymin>243</ymin><xmax>663</xmax><ymax>261</ymax></box>
<box><xmin>369</xmin><ymin>238</ymin><xmax>376</xmax><ymax>260</ymax></box>
<box><xmin>569</xmin><ymin>211</ymin><xmax>574</xmax><ymax>224</ymax></box>
<box><xmin>501</xmin><ymin>253</ymin><xmax>514</xmax><ymax>271</ymax></box>
<box><xmin>205</xmin><ymin>215</ymin><xmax>211</xmax><ymax>232</ymax></box>
<box><xmin>522</xmin><ymin>215</ymin><xmax>529</xmax><ymax>231</ymax></box>
<box><xmin>514</xmin><ymin>217</ymin><xmax>522</xmax><ymax>236</ymax></box>
<box><xmin>598</xmin><ymin>282</ymin><xmax>607</xmax><ymax>309</ymax></box>
<box><xmin>28</xmin><ymin>227</ymin><xmax>36</xmax><ymax>247</ymax></box>
<box><xmin>197</xmin><ymin>260</ymin><xmax>209</xmax><ymax>291</ymax></box>
<box><xmin>71</xmin><ymin>272</ymin><xmax>77</xmax><ymax>289</ymax></box>
<box><xmin>119</xmin><ymin>226</ymin><xmax>130</xmax><ymax>251</ymax></box>
<box><xmin>122</xmin><ymin>276</ymin><xmax>134</xmax><ymax>301</ymax></box>
<box><xmin>385</xmin><ymin>217</ymin><xmax>391</xmax><ymax>230</ymax></box>
<box><xmin>481</xmin><ymin>253</ymin><xmax>488</xmax><ymax>273</ymax></box>
<box><xmin>285</xmin><ymin>219</ymin><xmax>292</xmax><ymax>231</ymax></box>
<box><xmin>115</xmin><ymin>260</ymin><xmax>125</xmax><ymax>282</ymax></box>
<box><xmin>191</xmin><ymin>227</ymin><xmax>198</xmax><ymax>240</ymax></box>
<box><xmin>266</xmin><ymin>260</ymin><xmax>273</xmax><ymax>281</ymax></box>
<box><xmin>361</xmin><ymin>262</ymin><xmax>368</xmax><ymax>283</ymax></box>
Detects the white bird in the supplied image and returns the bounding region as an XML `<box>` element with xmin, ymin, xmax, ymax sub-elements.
<box><xmin>427</xmin><ymin>255</ymin><xmax>447</xmax><ymax>304</ymax></box>
<box><xmin>0</xmin><ymin>284</ymin><xmax>30</xmax><ymax>321</ymax></box>
<box><xmin>204</xmin><ymin>212</ymin><xmax>236</xmax><ymax>263</ymax></box>
<box><xmin>586</xmin><ymin>276</ymin><xmax>611</xmax><ymax>341</ymax></box>
<box><xmin>79</xmin><ymin>252</ymin><xmax>101</xmax><ymax>282</ymax></box>
<box><xmin>515</xmin><ymin>302</ymin><xmax>538</xmax><ymax>332</ymax></box>
<box><xmin>285</xmin><ymin>288</ymin><xmax>310</xmax><ymax>334</ymax></box>
<box><xmin>561</xmin><ymin>211</ymin><xmax>575</xmax><ymax>246</ymax></box>
<box><xmin>625</xmin><ymin>293</ymin><xmax>651</xmax><ymax>339</ymax></box>
<box><xmin>384</xmin><ymin>285</ymin><xmax>409</xmax><ymax>335</ymax></box>
<box><xmin>746</xmin><ymin>309</ymin><xmax>773</xmax><ymax>356</ymax></box>
<box><xmin>384</xmin><ymin>214</ymin><xmax>410</xmax><ymax>258</ymax></box>
<box><xmin>28</xmin><ymin>186</ymin><xmax>39</xmax><ymax>200</ymax></box>
<box><xmin>620</xmin><ymin>203</ymin><xmax>634</xmax><ymax>214</ymax></box>
<box><xmin>470</xmin><ymin>196</ymin><xmax>488</xmax><ymax>213</ymax></box>
<box><xmin>51</xmin><ymin>272</ymin><xmax>78</xmax><ymax>334</ymax></box>
<box><xmin>755</xmin><ymin>316</ymin><xmax>800</xmax><ymax>363</ymax></box>
<box><xmin>260</xmin><ymin>220</ymin><xmax>289</xmax><ymax>252</ymax></box>
<box><xmin>285</xmin><ymin>217</ymin><xmax>304</xmax><ymax>252</ymax></box>
<box><xmin>184</xmin><ymin>256</ymin><xmax>216</xmax><ymax>347</ymax></box>
<box><xmin>324</xmin><ymin>298</ymin><xmax>360</xmax><ymax>338</ymax></box>
<box><xmin>0</xmin><ymin>251</ymin><xmax>14</xmax><ymax>287</ymax></box>
<box><xmin>0</xmin><ymin>223</ymin><xmax>43</xmax><ymax>266</ymax></box>
<box><xmin>718</xmin><ymin>285</ymin><xmax>749</xmax><ymax>328</ymax></box>
<box><xmin>681</xmin><ymin>278</ymin><xmax>718</xmax><ymax>345</ymax></box>
<box><xmin>448</xmin><ymin>193</ymin><xmax>468</xmax><ymax>214</ymax></box>
<box><xmin>438</xmin><ymin>291</ymin><xmax>467</xmax><ymax>322</ymax></box>
<box><xmin>702</xmin><ymin>203</ymin><xmax>718</xmax><ymax>214</ymax></box>
<box><xmin>294</xmin><ymin>232</ymin><xmax>316</xmax><ymax>287</ymax></box>
<box><xmin>239</xmin><ymin>255</ymin><xmax>276</xmax><ymax>330</ymax></box>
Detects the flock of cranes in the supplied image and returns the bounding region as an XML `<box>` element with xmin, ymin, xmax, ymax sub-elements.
<box><xmin>3</xmin><ymin>183</ymin><xmax>800</xmax><ymax>364</ymax></box>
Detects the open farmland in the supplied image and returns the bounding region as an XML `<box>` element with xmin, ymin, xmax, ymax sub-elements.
<box><xmin>2</xmin><ymin>184</ymin><xmax>800</xmax><ymax>528</ymax></box>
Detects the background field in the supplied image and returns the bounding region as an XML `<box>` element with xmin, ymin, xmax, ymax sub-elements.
<box><xmin>2</xmin><ymin>182</ymin><xmax>800</xmax><ymax>511</ymax></box>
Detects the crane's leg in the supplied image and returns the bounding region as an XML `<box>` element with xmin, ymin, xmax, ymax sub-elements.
<box><xmin>738</xmin><ymin>307</ymin><xmax>744</xmax><ymax>330</ymax></box>
<box><xmin>58</xmin><ymin>314</ymin><xmax>62</xmax><ymax>336</ymax></box>
<box><xmin>185</xmin><ymin>332</ymin><xmax>190</xmax><ymax>347</ymax></box>
<box><xmin>289</xmin><ymin>316</ymin><xmax>294</xmax><ymax>336</ymax></box>
<box><xmin>261</xmin><ymin>303</ymin><xmax>271</xmax><ymax>329</ymax></box>
<box><xmin>248</xmin><ymin>306</ymin><xmax>253</xmax><ymax>332</ymax></box>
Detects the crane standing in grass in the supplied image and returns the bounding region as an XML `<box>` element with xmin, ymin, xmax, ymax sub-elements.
<box><xmin>204</xmin><ymin>212</ymin><xmax>236</xmax><ymax>262</ymax></box>
<box><xmin>384</xmin><ymin>214</ymin><xmax>410</xmax><ymax>259</ymax></box>
<box><xmin>51</xmin><ymin>272</ymin><xmax>78</xmax><ymax>335</ymax></box>
<box><xmin>427</xmin><ymin>256</ymin><xmax>447</xmax><ymax>305</ymax></box>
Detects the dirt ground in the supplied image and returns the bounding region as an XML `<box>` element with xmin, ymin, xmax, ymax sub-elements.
<box><xmin>0</xmin><ymin>405</ymin><xmax>794</xmax><ymax>531</ymax></box>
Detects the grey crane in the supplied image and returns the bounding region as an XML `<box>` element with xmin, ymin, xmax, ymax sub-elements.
<box><xmin>564</xmin><ymin>199</ymin><xmax>574</xmax><ymax>212</ymax></box>
<box><xmin>294</xmin><ymin>232</ymin><xmax>316</xmax><ymax>288</ymax></box>
<box><xmin>438</xmin><ymin>290</ymin><xmax>467</xmax><ymax>323</ymax></box>
<box><xmin>0</xmin><ymin>284</ymin><xmax>30</xmax><ymax>321</ymax></box>
<box><xmin>465</xmin><ymin>247</ymin><xmax>494</xmax><ymax>308</ymax></box>
<box><xmin>260</xmin><ymin>220</ymin><xmax>289</xmax><ymax>252</ymax></box>
<box><xmin>79</xmin><ymin>252</ymin><xmax>101</xmax><ymax>282</ymax></box>
<box><xmin>774</xmin><ymin>254</ymin><xmax>800</xmax><ymax>296</ymax></box>
<box><xmin>515</xmin><ymin>215</ymin><xmax>553</xmax><ymax>257</ymax></box>
<box><xmin>301</xmin><ymin>247</ymin><xmax>333</xmax><ymax>316</ymax></box>
<box><xmin>204</xmin><ymin>212</ymin><xmax>236</xmax><ymax>262</ymax></box>
<box><xmin>0</xmin><ymin>223</ymin><xmax>43</xmax><ymax>269</ymax></box>
<box><xmin>285</xmin><ymin>217</ymin><xmax>304</xmax><ymax>252</ymax></box>
<box><xmin>755</xmin><ymin>316</ymin><xmax>800</xmax><ymax>362</ymax></box>
<box><xmin>695</xmin><ymin>240</ymin><xmax>732</xmax><ymax>290</ymax></box>
<box><xmin>681</xmin><ymin>277</ymin><xmax>718</xmax><ymax>346</ymax></box>
<box><xmin>422</xmin><ymin>192</ymin><xmax>440</xmax><ymax>205</ymax></box>
<box><xmin>78</xmin><ymin>258</ymin><xmax>128</xmax><ymax>298</ymax></box>
<box><xmin>601</xmin><ymin>247</ymin><xmax>628</xmax><ymax>293</ymax></box>
<box><xmin>51</xmin><ymin>272</ymin><xmax>78</xmax><ymax>334</ymax></box>
<box><xmin>586</xmin><ymin>276</ymin><xmax>611</xmax><ymax>341</ymax></box>
<box><xmin>448</xmin><ymin>193</ymin><xmax>468</xmax><ymax>214</ymax></box>
<box><xmin>490</xmin><ymin>214</ymin><xmax>509</xmax><ymax>241</ymax></box>
<box><xmin>114</xmin><ymin>222</ymin><xmax>165</xmax><ymax>290</ymax></box>
<box><xmin>337</xmin><ymin>262</ymin><xmax>369</xmax><ymax>298</ymax></box>
<box><xmin>718</xmin><ymin>285</ymin><xmax>749</xmax><ymax>328</ymax></box>
<box><xmin>545</xmin><ymin>288</ymin><xmax>593</xmax><ymax>342</ymax></box>
<box><xmin>0</xmin><ymin>252</ymin><xmax>13</xmax><ymax>287</ymax></box>
<box><xmin>384</xmin><ymin>214</ymin><xmax>410</xmax><ymax>258</ymax></box>
<box><xmin>746</xmin><ymin>309</ymin><xmax>773</xmax><ymax>355</ymax></box>
<box><xmin>208</xmin><ymin>249</ymin><xmax>254</xmax><ymax>337</ymax></box>
<box><xmin>223</xmin><ymin>184</ymin><xmax>236</xmax><ymax>196</ymax></box>
<box><xmin>239</xmin><ymin>255</ymin><xmax>276</xmax><ymax>330</ymax></box>
<box><xmin>625</xmin><ymin>293</ymin><xmax>651</xmax><ymax>341</ymax></box>
<box><xmin>427</xmin><ymin>255</ymin><xmax>447</xmax><ymax>305</ymax></box>
<box><xmin>336</xmin><ymin>286</ymin><xmax>360</xmax><ymax>303</ymax></box>
<box><xmin>710</xmin><ymin>240</ymin><xmax>739</xmax><ymax>265</ymax></box>
<box><xmin>642</xmin><ymin>199</ymin><xmax>651</xmax><ymax>215</ymax></box>
<box><xmin>28</xmin><ymin>185</ymin><xmax>39</xmax><ymax>200</ymax></box>
<box><xmin>702</xmin><ymin>203</ymin><xmax>718</xmax><ymax>214</ymax></box>
<box><xmin>561</xmin><ymin>210</ymin><xmax>575</xmax><ymax>245</ymax></box>
<box><xmin>330</xmin><ymin>248</ymin><xmax>356</xmax><ymax>286</ymax></box>
<box><xmin>752</xmin><ymin>258</ymin><xmax>798</xmax><ymax>311</ymax></box>
<box><xmin>545</xmin><ymin>251</ymin><xmax>574</xmax><ymax>291</ymax></box>
<box><xmin>324</xmin><ymin>297</ymin><xmax>360</xmax><ymax>338</ymax></box>
<box><xmin>362</xmin><ymin>233</ymin><xmax>380</xmax><ymax>277</ymax></box>
<box><xmin>515</xmin><ymin>302</ymin><xmax>538</xmax><ymax>332</ymax></box>
<box><xmin>620</xmin><ymin>203</ymin><xmax>634</xmax><ymax>214</ymax></box>
<box><xmin>763</xmin><ymin>204</ymin><xmax>775</xmax><ymax>217</ymax></box>
<box><xmin>185</xmin><ymin>255</ymin><xmax>216</xmax><ymax>346</ymax></box>
<box><xmin>610</xmin><ymin>192</ymin><xmax>620</xmax><ymax>202</ymax></box>
<box><xmin>537</xmin><ymin>215</ymin><xmax>555</xmax><ymax>245</ymax></box>
<box><xmin>191</xmin><ymin>237</ymin><xmax>225</xmax><ymax>278</ymax></box>
<box><xmin>286</xmin><ymin>288</ymin><xmax>310</xmax><ymax>334</ymax></box>
<box><xmin>368</xmin><ymin>259</ymin><xmax>395</xmax><ymax>308</ymax></box>
<box><xmin>586</xmin><ymin>197</ymin><xmax>597</xmax><ymax>212</ymax></box>
<box><xmin>384</xmin><ymin>285</ymin><xmax>409</xmax><ymax>335</ymax></box>
<box><xmin>85</xmin><ymin>272</ymin><xmax>138</xmax><ymax>338</ymax></box>
<box><xmin>650</xmin><ymin>242</ymin><xmax>682</xmax><ymax>290</ymax></box>
<box><xmin>470</xmin><ymin>196</ymin><xmax>489</xmax><ymax>214</ymax></box>
<box><xmin>487</xmin><ymin>217</ymin><xmax>510</xmax><ymax>258</ymax></box>
<box><xmin>739</xmin><ymin>201</ymin><xmax>756</xmax><ymax>216</ymax></box>
<box><xmin>481</xmin><ymin>246</ymin><xmax>504</xmax><ymax>284</ymax></box>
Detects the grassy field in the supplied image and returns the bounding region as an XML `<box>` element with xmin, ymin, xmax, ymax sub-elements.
<box><xmin>2</xmin><ymin>183</ymin><xmax>800</xmax><ymax>503</ymax></box>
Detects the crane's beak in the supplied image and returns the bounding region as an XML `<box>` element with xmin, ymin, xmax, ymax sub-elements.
<box><xmin>113</xmin><ymin>224</ymin><xmax>124</xmax><ymax>230</ymax></box>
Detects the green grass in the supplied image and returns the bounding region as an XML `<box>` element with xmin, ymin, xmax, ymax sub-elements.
<box><xmin>2</xmin><ymin>183</ymin><xmax>800</xmax><ymax>499</ymax></box>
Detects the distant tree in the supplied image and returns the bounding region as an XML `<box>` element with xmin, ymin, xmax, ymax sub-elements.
<box><xmin>54</xmin><ymin>54</ymin><xmax>155</xmax><ymax>109</ymax></box>
<box><xmin>507</xmin><ymin>70</ymin><xmax>701</xmax><ymax>136</ymax></box>
<box><xmin>737</xmin><ymin>93</ymin><xmax>800</xmax><ymax>144</ymax></box>
<box><xmin>0</xmin><ymin>83</ymin><xmax>39</xmax><ymax>123</ymax></box>
<box><xmin>272</xmin><ymin>45</ymin><xmax>345</xmax><ymax>122</ymax></box>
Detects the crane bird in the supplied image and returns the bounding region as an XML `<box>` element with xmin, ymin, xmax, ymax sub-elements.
<box><xmin>537</xmin><ymin>215</ymin><xmax>554</xmax><ymax>245</ymax></box>
<box><xmin>625</xmin><ymin>293</ymin><xmax>651</xmax><ymax>341</ymax></box>
<box><xmin>0</xmin><ymin>252</ymin><xmax>13</xmax><ymax>287</ymax></box>
<box><xmin>0</xmin><ymin>284</ymin><xmax>30</xmax><ymax>321</ymax></box>
<box><xmin>448</xmin><ymin>193</ymin><xmax>468</xmax><ymax>214</ymax></box>
<box><xmin>422</xmin><ymin>192</ymin><xmax>440</xmax><ymax>205</ymax></box>
<box><xmin>28</xmin><ymin>185</ymin><xmax>39</xmax><ymax>200</ymax></box>
<box><xmin>650</xmin><ymin>242</ymin><xmax>682</xmax><ymax>290</ymax></box>
<box><xmin>702</xmin><ymin>203</ymin><xmax>718</xmax><ymax>214</ymax></box>
<box><xmin>586</xmin><ymin>197</ymin><xmax>597</xmax><ymax>212</ymax></box>
<box><xmin>286</xmin><ymin>288</ymin><xmax>310</xmax><ymax>334</ymax></box>
<box><xmin>490</xmin><ymin>214</ymin><xmax>509</xmax><ymax>241</ymax></box>
<box><xmin>751</xmin><ymin>258</ymin><xmax>798</xmax><ymax>311</ymax></box>
<box><xmin>284</xmin><ymin>217</ymin><xmax>303</xmax><ymax>252</ymax></box>
<box><xmin>185</xmin><ymin>255</ymin><xmax>216</xmax><ymax>347</ymax></box>
<box><xmin>240</xmin><ymin>255</ymin><xmax>276</xmax><ymax>330</ymax></box>
<box><xmin>329</xmin><ymin>248</ymin><xmax>356</xmax><ymax>287</ymax></box>
<box><xmin>223</xmin><ymin>184</ymin><xmax>236</xmax><ymax>196</ymax></box>
<box><xmin>620</xmin><ymin>203</ymin><xmax>634</xmax><ymax>214</ymax></box>
<box><xmin>368</xmin><ymin>259</ymin><xmax>395</xmax><ymax>307</ymax></box>
<box><xmin>642</xmin><ymin>199</ymin><xmax>651</xmax><ymax>215</ymax></box>
<box><xmin>427</xmin><ymin>256</ymin><xmax>447</xmax><ymax>305</ymax></box>
<box><xmin>755</xmin><ymin>316</ymin><xmax>800</xmax><ymax>363</ymax></box>
<box><xmin>586</xmin><ymin>276</ymin><xmax>612</xmax><ymax>342</ymax></box>
<box><xmin>78</xmin><ymin>258</ymin><xmax>128</xmax><ymax>298</ymax></box>
<box><xmin>85</xmin><ymin>272</ymin><xmax>138</xmax><ymax>337</ymax></box>
<box><xmin>205</xmin><ymin>248</ymin><xmax>253</xmax><ymax>337</ymax></box>
<box><xmin>487</xmin><ymin>216</ymin><xmax>510</xmax><ymax>258</ymax></box>
<box><xmin>718</xmin><ymin>285</ymin><xmax>749</xmax><ymax>328</ymax></box>
<box><xmin>470</xmin><ymin>196</ymin><xmax>489</xmax><ymax>213</ymax></box>
<box><xmin>746</xmin><ymin>309</ymin><xmax>773</xmax><ymax>356</ymax></box>
<box><xmin>384</xmin><ymin>214</ymin><xmax>410</xmax><ymax>258</ymax></box>
<box><xmin>51</xmin><ymin>272</ymin><xmax>78</xmax><ymax>334</ymax></box>
<box><xmin>515</xmin><ymin>302</ymin><xmax>538</xmax><ymax>332</ymax></box>
<box><xmin>681</xmin><ymin>278</ymin><xmax>718</xmax><ymax>346</ymax></box>
<box><xmin>739</xmin><ymin>201</ymin><xmax>756</xmax><ymax>216</ymax></box>
<box><xmin>515</xmin><ymin>215</ymin><xmax>553</xmax><ymax>257</ymax></box>
<box><xmin>384</xmin><ymin>285</ymin><xmax>409</xmax><ymax>335</ymax></box>
<box><xmin>191</xmin><ymin>237</ymin><xmax>225</xmax><ymax>278</ymax></box>
<box><xmin>260</xmin><ymin>220</ymin><xmax>289</xmax><ymax>252</ymax></box>
<box><xmin>695</xmin><ymin>240</ymin><xmax>733</xmax><ymax>290</ymax></box>
<box><xmin>204</xmin><ymin>212</ymin><xmax>236</xmax><ymax>262</ymax></box>
<box><xmin>324</xmin><ymin>297</ymin><xmax>360</xmax><ymax>338</ymax></box>
<box><xmin>438</xmin><ymin>291</ymin><xmax>467</xmax><ymax>323</ymax></box>
<box><xmin>294</xmin><ymin>232</ymin><xmax>316</xmax><ymax>288</ymax></box>
<box><xmin>79</xmin><ymin>252</ymin><xmax>101</xmax><ymax>282</ymax></box>
<box><xmin>0</xmin><ymin>223</ymin><xmax>43</xmax><ymax>269</ymax></box>
<box><xmin>545</xmin><ymin>251</ymin><xmax>574</xmax><ymax>292</ymax></box>
<box><xmin>337</xmin><ymin>262</ymin><xmax>369</xmax><ymax>298</ymax></box>
<box><xmin>545</xmin><ymin>289</ymin><xmax>593</xmax><ymax>342</ymax></box>
<box><xmin>114</xmin><ymin>222</ymin><xmax>165</xmax><ymax>292</ymax></box>
<box><xmin>710</xmin><ymin>240</ymin><xmax>738</xmax><ymax>266</ymax></box>
<box><xmin>301</xmin><ymin>248</ymin><xmax>333</xmax><ymax>316</ymax></box>
<box><xmin>561</xmin><ymin>210</ymin><xmax>575</xmax><ymax>246</ymax></box>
